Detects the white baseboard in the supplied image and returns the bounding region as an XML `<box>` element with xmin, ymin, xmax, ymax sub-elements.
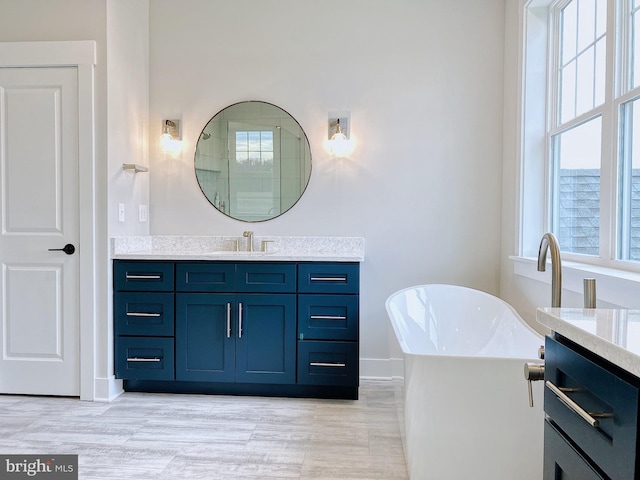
<box><xmin>92</xmin><ymin>375</ymin><xmax>124</xmax><ymax>402</ymax></box>
<box><xmin>359</xmin><ymin>357</ymin><xmax>404</xmax><ymax>379</ymax></box>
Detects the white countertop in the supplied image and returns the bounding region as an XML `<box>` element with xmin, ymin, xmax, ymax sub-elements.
<box><xmin>537</xmin><ymin>307</ymin><xmax>640</xmax><ymax>378</ymax></box>
<box><xmin>110</xmin><ymin>235</ymin><xmax>365</xmax><ymax>262</ymax></box>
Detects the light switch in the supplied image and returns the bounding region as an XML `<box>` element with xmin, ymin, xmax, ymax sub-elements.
<box><xmin>139</xmin><ymin>204</ymin><xmax>148</xmax><ymax>223</ymax></box>
<box><xmin>118</xmin><ymin>203</ymin><xmax>125</xmax><ymax>223</ymax></box>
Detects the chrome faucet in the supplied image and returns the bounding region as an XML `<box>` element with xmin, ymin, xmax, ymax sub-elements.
<box><xmin>537</xmin><ymin>232</ymin><xmax>562</xmax><ymax>308</ymax></box>
<box><xmin>243</xmin><ymin>231</ymin><xmax>254</xmax><ymax>252</ymax></box>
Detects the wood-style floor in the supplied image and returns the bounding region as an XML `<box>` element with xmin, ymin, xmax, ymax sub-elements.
<box><xmin>0</xmin><ymin>379</ymin><xmax>408</xmax><ymax>479</ymax></box>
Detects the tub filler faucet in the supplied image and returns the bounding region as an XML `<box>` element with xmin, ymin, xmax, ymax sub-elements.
<box><xmin>537</xmin><ymin>232</ymin><xmax>562</xmax><ymax>308</ymax></box>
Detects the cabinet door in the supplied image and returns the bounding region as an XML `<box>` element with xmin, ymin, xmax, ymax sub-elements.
<box><xmin>115</xmin><ymin>337</ymin><xmax>174</xmax><ymax>381</ymax></box>
<box><xmin>235</xmin><ymin>294</ymin><xmax>296</xmax><ymax>384</ymax></box>
<box><xmin>175</xmin><ymin>293</ymin><xmax>235</xmax><ymax>382</ymax></box>
<box><xmin>176</xmin><ymin>262</ymin><xmax>235</xmax><ymax>292</ymax></box>
<box><xmin>544</xmin><ymin>420</ymin><xmax>604</xmax><ymax>480</ymax></box>
<box><xmin>298</xmin><ymin>294</ymin><xmax>358</xmax><ymax>341</ymax></box>
<box><xmin>114</xmin><ymin>292</ymin><xmax>174</xmax><ymax>337</ymax></box>
<box><xmin>235</xmin><ymin>263</ymin><xmax>296</xmax><ymax>293</ymax></box>
<box><xmin>298</xmin><ymin>263</ymin><xmax>359</xmax><ymax>294</ymax></box>
<box><xmin>114</xmin><ymin>261</ymin><xmax>174</xmax><ymax>292</ymax></box>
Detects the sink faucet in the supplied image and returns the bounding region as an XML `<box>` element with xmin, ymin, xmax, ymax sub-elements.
<box><xmin>537</xmin><ymin>232</ymin><xmax>562</xmax><ymax>307</ymax></box>
<box><xmin>243</xmin><ymin>231</ymin><xmax>254</xmax><ymax>252</ymax></box>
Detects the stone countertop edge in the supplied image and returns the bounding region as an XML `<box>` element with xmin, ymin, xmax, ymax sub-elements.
<box><xmin>109</xmin><ymin>235</ymin><xmax>365</xmax><ymax>262</ymax></box>
<box><xmin>537</xmin><ymin>307</ymin><xmax>640</xmax><ymax>378</ymax></box>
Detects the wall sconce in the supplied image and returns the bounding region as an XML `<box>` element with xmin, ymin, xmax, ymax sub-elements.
<box><xmin>328</xmin><ymin>113</ymin><xmax>352</xmax><ymax>156</ymax></box>
<box><xmin>160</xmin><ymin>118</ymin><xmax>182</xmax><ymax>154</ymax></box>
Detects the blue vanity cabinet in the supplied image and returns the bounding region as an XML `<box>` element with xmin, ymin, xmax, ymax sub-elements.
<box><xmin>175</xmin><ymin>292</ymin><xmax>296</xmax><ymax>384</ymax></box>
<box><xmin>544</xmin><ymin>334</ymin><xmax>640</xmax><ymax>480</ymax></box>
<box><xmin>175</xmin><ymin>262</ymin><xmax>296</xmax><ymax>384</ymax></box>
<box><xmin>113</xmin><ymin>261</ymin><xmax>176</xmax><ymax>381</ymax></box>
<box><xmin>297</xmin><ymin>263</ymin><xmax>359</xmax><ymax>388</ymax></box>
<box><xmin>114</xmin><ymin>259</ymin><xmax>360</xmax><ymax>399</ymax></box>
<box><xmin>174</xmin><ymin>293</ymin><xmax>236</xmax><ymax>382</ymax></box>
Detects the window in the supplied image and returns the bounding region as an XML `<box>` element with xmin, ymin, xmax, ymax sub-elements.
<box><xmin>522</xmin><ymin>0</ymin><xmax>640</xmax><ymax>268</ymax></box>
<box><xmin>235</xmin><ymin>130</ymin><xmax>274</xmax><ymax>167</ymax></box>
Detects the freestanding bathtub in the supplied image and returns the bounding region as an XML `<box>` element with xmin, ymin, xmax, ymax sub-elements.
<box><xmin>386</xmin><ymin>284</ymin><xmax>544</xmax><ymax>480</ymax></box>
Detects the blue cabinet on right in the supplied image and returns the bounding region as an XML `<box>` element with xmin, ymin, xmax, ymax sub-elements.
<box><xmin>544</xmin><ymin>334</ymin><xmax>640</xmax><ymax>479</ymax></box>
<box><xmin>296</xmin><ymin>263</ymin><xmax>359</xmax><ymax>389</ymax></box>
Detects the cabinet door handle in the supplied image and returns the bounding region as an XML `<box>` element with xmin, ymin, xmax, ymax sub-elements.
<box><xmin>226</xmin><ymin>303</ymin><xmax>232</xmax><ymax>338</ymax></box>
<box><xmin>310</xmin><ymin>315</ymin><xmax>347</xmax><ymax>320</ymax></box>
<box><xmin>545</xmin><ymin>381</ymin><xmax>612</xmax><ymax>428</ymax></box>
<box><xmin>238</xmin><ymin>302</ymin><xmax>243</xmax><ymax>339</ymax></box>
<box><xmin>310</xmin><ymin>277</ymin><xmax>346</xmax><ymax>282</ymax></box>
<box><xmin>125</xmin><ymin>274</ymin><xmax>161</xmax><ymax>280</ymax></box>
<box><xmin>127</xmin><ymin>357</ymin><xmax>161</xmax><ymax>363</ymax></box>
<box><xmin>126</xmin><ymin>312</ymin><xmax>161</xmax><ymax>317</ymax></box>
<box><xmin>310</xmin><ymin>362</ymin><xmax>346</xmax><ymax>367</ymax></box>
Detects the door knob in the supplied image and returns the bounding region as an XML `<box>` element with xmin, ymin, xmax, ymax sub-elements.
<box><xmin>48</xmin><ymin>243</ymin><xmax>76</xmax><ymax>255</ymax></box>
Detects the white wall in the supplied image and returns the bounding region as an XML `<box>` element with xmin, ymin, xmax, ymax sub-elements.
<box><xmin>148</xmin><ymin>0</ymin><xmax>507</xmax><ymax>375</ymax></box>
<box><xmin>0</xmin><ymin>0</ymin><xmax>150</xmax><ymax>399</ymax></box>
<box><xmin>107</xmin><ymin>0</ymin><xmax>150</xmax><ymax>236</ymax></box>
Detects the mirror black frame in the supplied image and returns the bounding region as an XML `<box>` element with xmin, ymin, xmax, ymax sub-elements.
<box><xmin>194</xmin><ymin>100</ymin><xmax>312</xmax><ymax>222</ymax></box>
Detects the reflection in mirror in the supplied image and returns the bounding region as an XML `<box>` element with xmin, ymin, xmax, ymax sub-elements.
<box><xmin>195</xmin><ymin>101</ymin><xmax>312</xmax><ymax>222</ymax></box>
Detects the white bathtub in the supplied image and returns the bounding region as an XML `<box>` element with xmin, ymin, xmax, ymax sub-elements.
<box><xmin>386</xmin><ymin>284</ymin><xmax>544</xmax><ymax>480</ymax></box>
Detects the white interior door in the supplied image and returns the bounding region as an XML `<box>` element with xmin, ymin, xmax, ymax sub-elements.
<box><xmin>0</xmin><ymin>67</ymin><xmax>80</xmax><ymax>396</ymax></box>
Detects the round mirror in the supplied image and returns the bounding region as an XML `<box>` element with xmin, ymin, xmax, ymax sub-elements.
<box><xmin>195</xmin><ymin>101</ymin><xmax>312</xmax><ymax>222</ymax></box>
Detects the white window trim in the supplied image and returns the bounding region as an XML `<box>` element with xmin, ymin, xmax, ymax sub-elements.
<box><xmin>515</xmin><ymin>0</ymin><xmax>640</xmax><ymax>308</ymax></box>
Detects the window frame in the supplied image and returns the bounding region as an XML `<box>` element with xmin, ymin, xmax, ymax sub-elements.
<box><xmin>519</xmin><ymin>0</ymin><xmax>640</xmax><ymax>274</ymax></box>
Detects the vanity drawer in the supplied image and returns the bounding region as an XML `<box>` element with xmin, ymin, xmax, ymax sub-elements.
<box><xmin>115</xmin><ymin>337</ymin><xmax>175</xmax><ymax>381</ymax></box>
<box><xmin>544</xmin><ymin>420</ymin><xmax>605</xmax><ymax>480</ymax></box>
<box><xmin>545</xmin><ymin>335</ymin><xmax>640</xmax><ymax>480</ymax></box>
<box><xmin>236</xmin><ymin>263</ymin><xmax>296</xmax><ymax>293</ymax></box>
<box><xmin>298</xmin><ymin>295</ymin><xmax>358</xmax><ymax>341</ymax></box>
<box><xmin>114</xmin><ymin>261</ymin><xmax>174</xmax><ymax>292</ymax></box>
<box><xmin>176</xmin><ymin>262</ymin><xmax>236</xmax><ymax>292</ymax></box>
<box><xmin>298</xmin><ymin>263</ymin><xmax>359</xmax><ymax>294</ymax></box>
<box><xmin>114</xmin><ymin>292</ymin><xmax>175</xmax><ymax>337</ymax></box>
<box><xmin>297</xmin><ymin>341</ymin><xmax>358</xmax><ymax>386</ymax></box>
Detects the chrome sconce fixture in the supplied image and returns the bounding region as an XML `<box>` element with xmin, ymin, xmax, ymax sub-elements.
<box><xmin>328</xmin><ymin>116</ymin><xmax>349</xmax><ymax>141</ymax></box>
<box><xmin>160</xmin><ymin>118</ymin><xmax>182</xmax><ymax>153</ymax></box>
<box><xmin>328</xmin><ymin>112</ymin><xmax>352</xmax><ymax>156</ymax></box>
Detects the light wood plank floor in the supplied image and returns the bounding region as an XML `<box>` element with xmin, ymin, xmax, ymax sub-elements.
<box><xmin>0</xmin><ymin>379</ymin><xmax>408</xmax><ymax>479</ymax></box>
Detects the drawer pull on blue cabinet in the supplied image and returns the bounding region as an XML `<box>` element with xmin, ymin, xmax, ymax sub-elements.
<box><xmin>126</xmin><ymin>274</ymin><xmax>162</xmax><ymax>280</ymax></box>
<box><xmin>238</xmin><ymin>302</ymin><xmax>243</xmax><ymax>339</ymax></box>
<box><xmin>546</xmin><ymin>380</ymin><xmax>612</xmax><ymax>428</ymax></box>
<box><xmin>310</xmin><ymin>277</ymin><xmax>346</xmax><ymax>282</ymax></box>
<box><xmin>126</xmin><ymin>312</ymin><xmax>161</xmax><ymax>317</ymax></box>
<box><xmin>127</xmin><ymin>357</ymin><xmax>161</xmax><ymax>362</ymax></box>
<box><xmin>310</xmin><ymin>362</ymin><xmax>346</xmax><ymax>367</ymax></box>
<box><xmin>310</xmin><ymin>315</ymin><xmax>347</xmax><ymax>320</ymax></box>
<box><xmin>226</xmin><ymin>303</ymin><xmax>232</xmax><ymax>338</ymax></box>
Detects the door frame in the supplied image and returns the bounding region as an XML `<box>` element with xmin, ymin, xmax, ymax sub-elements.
<box><xmin>0</xmin><ymin>41</ymin><xmax>97</xmax><ymax>400</ymax></box>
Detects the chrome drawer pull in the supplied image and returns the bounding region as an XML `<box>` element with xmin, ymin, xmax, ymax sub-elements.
<box><xmin>238</xmin><ymin>302</ymin><xmax>243</xmax><ymax>339</ymax></box>
<box><xmin>127</xmin><ymin>357</ymin><xmax>161</xmax><ymax>362</ymax></box>
<box><xmin>125</xmin><ymin>274</ymin><xmax>161</xmax><ymax>280</ymax></box>
<box><xmin>310</xmin><ymin>315</ymin><xmax>347</xmax><ymax>320</ymax></box>
<box><xmin>546</xmin><ymin>381</ymin><xmax>611</xmax><ymax>428</ymax></box>
<box><xmin>310</xmin><ymin>362</ymin><xmax>346</xmax><ymax>367</ymax></box>
<box><xmin>310</xmin><ymin>277</ymin><xmax>346</xmax><ymax>282</ymax></box>
<box><xmin>126</xmin><ymin>312</ymin><xmax>161</xmax><ymax>317</ymax></box>
<box><xmin>226</xmin><ymin>303</ymin><xmax>232</xmax><ymax>338</ymax></box>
